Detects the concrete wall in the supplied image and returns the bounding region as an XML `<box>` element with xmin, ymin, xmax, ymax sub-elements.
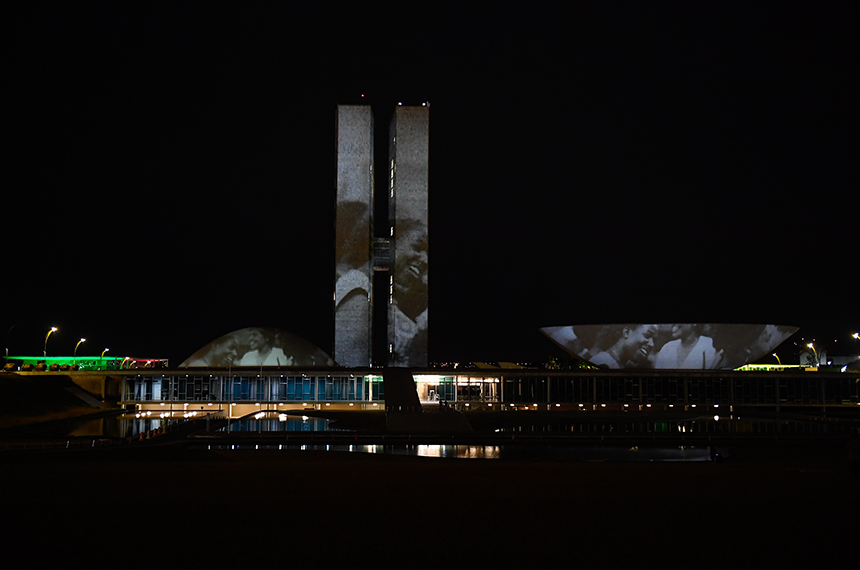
<box><xmin>388</xmin><ymin>105</ymin><xmax>429</xmax><ymax>367</ymax></box>
<box><xmin>335</xmin><ymin>105</ymin><xmax>375</xmax><ymax>367</ymax></box>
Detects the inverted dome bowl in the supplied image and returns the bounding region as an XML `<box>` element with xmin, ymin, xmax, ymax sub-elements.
<box><xmin>541</xmin><ymin>324</ymin><xmax>798</xmax><ymax>370</ymax></box>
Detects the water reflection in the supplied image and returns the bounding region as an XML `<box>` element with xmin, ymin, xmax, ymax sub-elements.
<box><xmin>112</xmin><ymin>413</ymin><xmax>337</xmax><ymax>438</ymax></box>
<box><xmin>51</xmin><ymin>412</ymin><xmax>854</xmax><ymax>443</ymax></box>
<box><xmin>221</xmin><ymin>414</ymin><xmax>334</xmax><ymax>433</ymax></box>
<box><xmin>17</xmin><ymin>414</ymin><xmax>178</xmax><ymax>440</ymax></box>
<box><xmin>123</xmin><ymin>416</ymin><xmax>179</xmax><ymax>438</ymax></box>
<box><xmin>197</xmin><ymin>443</ymin><xmax>717</xmax><ymax>461</ymax></box>
<box><xmin>404</xmin><ymin>444</ymin><xmax>501</xmax><ymax>459</ymax></box>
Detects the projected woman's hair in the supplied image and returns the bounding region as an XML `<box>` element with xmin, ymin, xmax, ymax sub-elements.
<box><xmin>540</xmin><ymin>324</ymin><xmax>797</xmax><ymax>370</ymax></box>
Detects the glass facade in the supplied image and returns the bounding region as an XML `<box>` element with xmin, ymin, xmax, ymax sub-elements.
<box><xmin>121</xmin><ymin>370</ymin><xmax>860</xmax><ymax>409</ymax></box>
<box><xmin>124</xmin><ymin>374</ymin><xmax>381</xmax><ymax>404</ymax></box>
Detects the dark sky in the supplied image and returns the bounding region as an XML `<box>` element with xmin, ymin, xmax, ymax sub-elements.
<box><xmin>4</xmin><ymin>3</ymin><xmax>856</xmax><ymax>365</ymax></box>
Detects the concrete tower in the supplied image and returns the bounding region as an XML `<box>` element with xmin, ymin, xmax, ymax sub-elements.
<box><xmin>387</xmin><ymin>105</ymin><xmax>429</xmax><ymax>367</ymax></box>
<box><xmin>334</xmin><ymin>104</ymin><xmax>429</xmax><ymax>367</ymax></box>
<box><xmin>334</xmin><ymin>105</ymin><xmax>374</xmax><ymax>367</ymax></box>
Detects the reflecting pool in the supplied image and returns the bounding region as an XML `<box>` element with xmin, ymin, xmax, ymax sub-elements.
<box><xmin>194</xmin><ymin>443</ymin><xmax>720</xmax><ymax>461</ymax></box>
<box><xmin>220</xmin><ymin>414</ymin><xmax>336</xmax><ymax>433</ymax></box>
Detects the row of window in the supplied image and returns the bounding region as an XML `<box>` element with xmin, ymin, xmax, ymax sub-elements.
<box><xmin>123</xmin><ymin>374</ymin><xmax>860</xmax><ymax>405</ymax></box>
<box><xmin>125</xmin><ymin>375</ymin><xmax>383</xmax><ymax>402</ymax></box>
<box><xmin>506</xmin><ymin>376</ymin><xmax>859</xmax><ymax>405</ymax></box>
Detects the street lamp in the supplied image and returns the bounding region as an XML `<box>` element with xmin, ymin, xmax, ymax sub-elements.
<box><xmin>807</xmin><ymin>343</ymin><xmax>818</xmax><ymax>366</ymax></box>
<box><xmin>5</xmin><ymin>324</ymin><xmax>15</xmax><ymax>361</ymax></box>
<box><xmin>44</xmin><ymin>327</ymin><xmax>58</xmax><ymax>358</ymax></box>
<box><xmin>74</xmin><ymin>338</ymin><xmax>86</xmax><ymax>365</ymax></box>
<box><xmin>773</xmin><ymin>353</ymin><xmax>782</xmax><ymax>366</ymax></box>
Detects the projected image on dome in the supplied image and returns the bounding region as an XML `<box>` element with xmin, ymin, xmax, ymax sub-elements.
<box><xmin>181</xmin><ymin>328</ymin><xmax>335</xmax><ymax>368</ymax></box>
<box><xmin>541</xmin><ymin>324</ymin><xmax>798</xmax><ymax>370</ymax></box>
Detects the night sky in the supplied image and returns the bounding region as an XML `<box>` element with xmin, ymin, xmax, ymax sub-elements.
<box><xmin>4</xmin><ymin>4</ymin><xmax>856</xmax><ymax>365</ymax></box>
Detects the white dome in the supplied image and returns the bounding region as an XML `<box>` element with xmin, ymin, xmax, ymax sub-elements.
<box><xmin>180</xmin><ymin>328</ymin><xmax>335</xmax><ymax>368</ymax></box>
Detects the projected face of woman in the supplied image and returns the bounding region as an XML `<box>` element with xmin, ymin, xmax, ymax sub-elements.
<box><xmin>213</xmin><ymin>339</ymin><xmax>239</xmax><ymax>365</ymax></box>
<box><xmin>247</xmin><ymin>329</ymin><xmax>269</xmax><ymax>352</ymax></box>
<box><xmin>622</xmin><ymin>325</ymin><xmax>658</xmax><ymax>365</ymax></box>
<box><xmin>394</xmin><ymin>225</ymin><xmax>428</xmax><ymax>320</ymax></box>
<box><xmin>396</xmin><ymin>229</ymin><xmax>427</xmax><ymax>286</ymax></box>
<box><xmin>233</xmin><ymin>328</ymin><xmax>277</xmax><ymax>366</ymax></box>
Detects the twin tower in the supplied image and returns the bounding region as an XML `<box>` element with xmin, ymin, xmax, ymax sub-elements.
<box><xmin>334</xmin><ymin>104</ymin><xmax>429</xmax><ymax>368</ymax></box>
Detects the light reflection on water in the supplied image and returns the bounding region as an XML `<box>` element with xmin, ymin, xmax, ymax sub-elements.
<box><xmin>114</xmin><ymin>413</ymin><xmax>337</xmax><ymax>438</ymax></box>
<box><xmin>196</xmin><ymin>443</ymin><xmax>717</xmax><ymax>461</ymax></box>
<box><xmin>90</xmin><ymin>412</ymin><xmax>852</xmax><ymax>441</ymax></box>
<box><xmin>221</xmin><ymin>415</ymin><xmax>335</xmax><ymax>433</ymax></box>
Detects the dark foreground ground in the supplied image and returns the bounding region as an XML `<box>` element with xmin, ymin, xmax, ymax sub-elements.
<box><xmin>1</xmin><ymin>441</ymin><xmax>857</xmax><ymax>569</ymax></box>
